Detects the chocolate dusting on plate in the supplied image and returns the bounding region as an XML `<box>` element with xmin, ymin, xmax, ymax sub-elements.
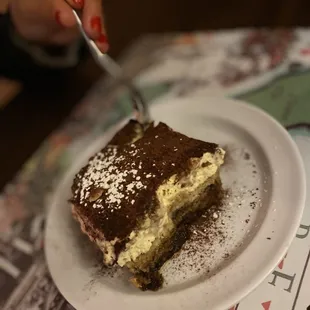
<box><xmin>176</xmin><ymin>188</ymin><xmax>229</xmax><ymax>273</ymax></box>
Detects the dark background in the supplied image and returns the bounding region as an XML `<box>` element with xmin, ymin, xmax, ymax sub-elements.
<box><xmin>105</xmin><ymin>0</ymin><xmax>310</xmax><ymax>57</ymax></box>
<box><xmin>1</xmin><ymin>0</ymin><xmax>310</xmax><ymax>189</ymax></box>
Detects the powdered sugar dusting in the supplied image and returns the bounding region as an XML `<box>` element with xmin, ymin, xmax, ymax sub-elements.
<box><xmin>74</xmin><ymin>145</ymin><xmax>156</xmax><ymax>213</ymax></box>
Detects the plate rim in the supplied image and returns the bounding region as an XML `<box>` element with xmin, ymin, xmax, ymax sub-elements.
<box><xmin>45</xmin><ymin>95</ymin><xmax>306</xmax><ymax>310</ymax></box>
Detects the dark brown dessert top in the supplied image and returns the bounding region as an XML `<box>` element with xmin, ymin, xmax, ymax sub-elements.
<box><xmin>71</xmin><ymin>120</ymin><xmax>219</xmax><ymax>241</ymax></box>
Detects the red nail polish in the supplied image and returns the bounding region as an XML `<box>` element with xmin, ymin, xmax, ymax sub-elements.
<box><xmin>55</xmin><ymin>11</ymin><xmax>62</xmax><ymax>25</ymax></box>
<box><xmin>90</xmin><ymin>16</ymin><xmax>101</xmax><ymax>33</ymax></box>
<box><xmin>73</xmin><ymin>0</ymin><xmax>84</xmax><ymax>7</ymax></box>
<box><xmin>98</xmin><ymin>33</ymin><xmax>108</xmax><ymax>44</ymax></box>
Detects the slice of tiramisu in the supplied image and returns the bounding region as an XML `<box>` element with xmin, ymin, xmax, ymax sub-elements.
<box><xmin>70</xmin><ymin>120</ymin><xmax>225</xmax><ymax>290</ymax></box>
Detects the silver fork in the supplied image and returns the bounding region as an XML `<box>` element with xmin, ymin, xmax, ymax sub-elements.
<box><xmin>66</xmin><ymin>4</ymin><xmax>150</xmax><ymax>126</ymax></box>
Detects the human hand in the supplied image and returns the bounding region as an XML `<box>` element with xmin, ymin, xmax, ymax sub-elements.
<box><xmin>9</xmin><ymin>0</ymin><xmax>108</xmax><ymax>52</ymax></box>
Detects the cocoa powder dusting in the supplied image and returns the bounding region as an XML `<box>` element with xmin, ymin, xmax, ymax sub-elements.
<box><xmin>71</xmin><ymin>120</ymin><xmax>219</xmax><ymax>241</ymax></box>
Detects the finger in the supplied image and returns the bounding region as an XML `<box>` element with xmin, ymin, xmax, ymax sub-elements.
<box><xmin>64</xmin><ymin>0</ymin><xmax>84</xmax><ymax>10</ymax></box>
<box><xmin>82</xmin><ymin>0</ymin><xmax>106</xmax><ymax>40</ymax></box>
<box><xmin>49</xmin><ymin>27</ymin><xmax>80</xmax><ymax>45</ymax></box>
<box><xmin>53</xmin><ymin>0</ymin><xmax>77</xmax><ymax>28</ymax></box>
<box><xmin>95</xmin><ymin>34</ymin><xmax>109</xmax><ymax>53</ymax></box>
<box><xmin>10</xmin><ymin>0</ymin><xmax>63</xmax><ymax>41</ymax></box>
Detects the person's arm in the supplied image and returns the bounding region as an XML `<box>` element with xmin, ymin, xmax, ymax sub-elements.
<box><xmin>0</xmin><ymin>10</ymin><xmax>86</xmax><ymax>84</ymax></box>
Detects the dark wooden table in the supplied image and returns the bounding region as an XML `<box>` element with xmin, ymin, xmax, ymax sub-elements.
<box><xmin>1</xmin><ymin>0</ymin><xmax>310</xmax><ymax>190</ymax></box>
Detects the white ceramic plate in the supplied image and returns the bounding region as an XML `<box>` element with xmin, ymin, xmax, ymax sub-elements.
<box><xmin>45</xmin><ymin>96</ymin><xmax>306</xmax><ymax>310</ymax></box>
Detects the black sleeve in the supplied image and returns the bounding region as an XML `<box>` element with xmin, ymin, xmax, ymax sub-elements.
<box><xmin>0</xmin><ymin>11</ymin><xmax>87</xmax><ymax>85</ymax></box>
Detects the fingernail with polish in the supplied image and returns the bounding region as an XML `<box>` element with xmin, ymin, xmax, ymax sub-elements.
<box><xmin>98</xmin><ymin>33</ymin><xmax>108</xmax><ymax>44</ymax></box>
<box><xmin>73</xmin><ymin>0</ymin><xmax>84</xmax><ymax>7</ymax></box>
<box><xmin>55</xmin><ymin>10</ymin><xmax>62</xmax><ymax>25</ymax></box>
<box><xmin>90</xmin><ymin>16</ymin><xmax>101</xmax><ymax>33</ymax></box>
